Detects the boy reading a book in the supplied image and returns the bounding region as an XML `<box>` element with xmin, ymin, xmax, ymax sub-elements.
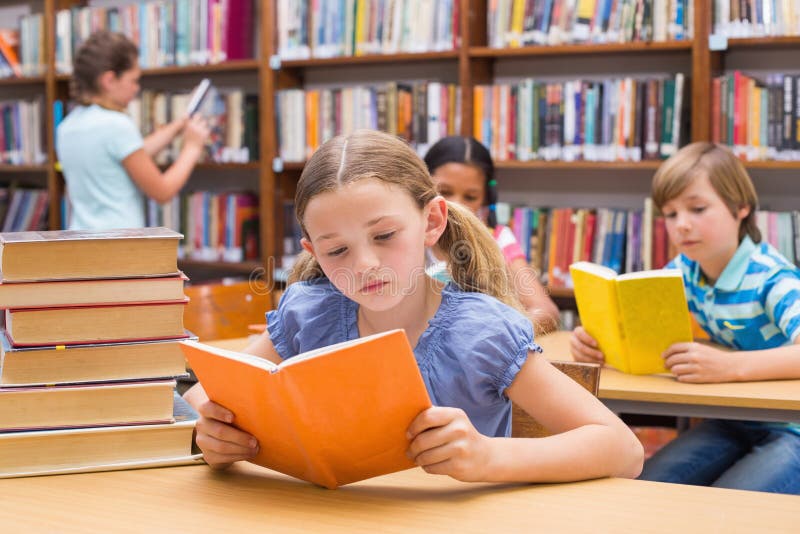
<box><xmin>570</xmin><ymin>142</ymin><xmax>800</xmax><ymax>495</ymax></box>
<box><xmin>184</xmin><ymin>129</ymin><xmax>643</xmax><ymax>484</ymax></box>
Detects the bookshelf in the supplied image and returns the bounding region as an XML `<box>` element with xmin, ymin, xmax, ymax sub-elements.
<box><xmin>0</xmin><ymin>0</ymin><xmax>270</xmax><ymax>282</ymax></box>
<box><xmin>266</xmin><ymin>0</ymin><xmax>800</xmax><ymax>304</ymax></box>
<box><xmin>2</xmin><ymin>0</ymin><xmax>799</xmax><ymax>292</ymax></box>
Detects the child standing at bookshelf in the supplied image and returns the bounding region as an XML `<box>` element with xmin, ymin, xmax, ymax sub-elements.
<box><xmin>570</xmin><ymin>142</ymin><xmax>800</xmax><ymax>495</ymax></box>
<box><xmin>184</xmin><ymin>129</ymin><xmax>643</xmax><ymax>483</ymax></box>
<box><xmin>423</xmin><ymin>136</ymin><xmax>559</xmax><ymax>332</ymax></box>
<box><xmin>56</xmin><ymin>30</ymin><xmax>210</xmax><ymax>230</ymax></box>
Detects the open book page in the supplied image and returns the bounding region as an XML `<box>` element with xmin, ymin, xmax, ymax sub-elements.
<box><xmin>181</xmin><ymin>329</ymin><xmax>432</xmax><ymax>488</ymax></box>
<box><xmin>616</xmin><ymin>270</ymin><xmax>692</xmax><ymax>375</ymax></box>
<box><xmin>570</xmin><ymin>262</ymin><xmax>629</xmax><ymax>373</ymax></box>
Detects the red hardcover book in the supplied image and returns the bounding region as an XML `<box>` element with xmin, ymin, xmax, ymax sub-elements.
<box><xmin>711</xmin><ymin>77</ymin><xmax>722</xmax><ymax>144</ymax></box>
<box><xmin>582</xmin><ymin>211</ymin><xmax>597</xmax><ymax>262</ymax></box>
<box><xmin>0</xmin><ymin>272</ymin><xmax>186</xmax><ymax>309</ymax></box>
<box><xmin>5</xmin><ymin>299</ymin><xmax>189</xmax><ymax>347</ymax></box>
<box><xmin>652</xmin><ymin>216</ymin><xmax>668</xmax><ymax>269</ymax></box>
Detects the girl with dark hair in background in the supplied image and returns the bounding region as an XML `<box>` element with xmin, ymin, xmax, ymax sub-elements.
<box><xmin>424</xmin><ymin>136</ymin><xmax>559</xmax><ymax>333</ymax></box>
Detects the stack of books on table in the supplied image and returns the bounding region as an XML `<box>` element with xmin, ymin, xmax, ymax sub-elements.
<box><xmin>0</xmin><ymin>227</ymin><xmax>203</xmax><ymax>478</ymax></box>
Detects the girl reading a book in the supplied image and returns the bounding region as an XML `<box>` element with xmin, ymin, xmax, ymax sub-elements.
<box><xmin>184</xmin><ymin>129</ymin><xmax>643</xmax><ymax>483</ymax></box>
<box><xmin>423</xmin><ymin>136</ymin><xmax>559</xmax><ymax>332</ymax></box>
<box><xmin>56</xmin><ymin>31</ymin><xmax>210</xmax><ymax>230</ymax></box>
<box><xmin>570</xmin><ymin>142</ymin><xmax>800</xmax><ymax>495</ymax></box>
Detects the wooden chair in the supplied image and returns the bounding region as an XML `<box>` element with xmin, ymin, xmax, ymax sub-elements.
<box><xmin>511</xmin><ymin>360</ymin><xmax>601</xmax><ymax>438</ymax></box>
<box><xmin>183</xmin><ymin>280</ymin><xmax>273</xmax><ymax>341</ymax></box>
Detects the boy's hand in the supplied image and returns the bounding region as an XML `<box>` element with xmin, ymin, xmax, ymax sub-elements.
<box><xmin>570</xmin><ymin>326</ymin><xmax>605</xmax><ymax>364</ymax></box>
<box><xmin>662</xmin><ymin>342</ymin><xmax>738</xmax><ymax>383</ymax></box>
<box><xmin>406</xmin><ymin>406</ymin><xmax>492</xmax><ymax>482</ymax></box>
<box><xmin>194</xmin><ymin>399</ymin><xmax>259</xmax><ymax>469</ymax></box>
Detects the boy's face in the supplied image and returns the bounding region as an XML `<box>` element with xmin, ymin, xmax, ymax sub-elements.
<box><xmin>300</xmin><ymin>178</ymin><xmax>445</xmax><ymax>312</ymax></box>
<box><xmin>431</xmin><ymin>162</ymin><xmax>485</xmax><ymax>216</ymax></box>
<box><xmin>660</xmin><ymin>173</ymin><xmax>748</xmax><ymax>277</ymax></box>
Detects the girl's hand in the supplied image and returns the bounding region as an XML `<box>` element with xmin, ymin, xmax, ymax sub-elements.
<box><xmin>662</xmin><ymin>342</ymin><xmax>738</xmax><ymax>383</ymax></box>
<box><xmin>570</xmin><ymin>326</ymin><xmax>605</xmax><ymax>364</ymax></box>
<box><xmin>406</xmin><ymin>406</ymin><xmax>492</xmax><ymax>482</ymax></box>
<box><xmin>182</xmin><ymin>114</ymin><xmax>211</xmax><ymax>150</ymax></box>
<box><xmin>194</xmin><ymin>399</ymin><xmax>259</xmax><ymax>469</ymax></box>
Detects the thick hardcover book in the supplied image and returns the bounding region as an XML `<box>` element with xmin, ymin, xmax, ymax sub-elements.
<box><xmin>0</xmin><ymin>227</ymin><xmax>181</xmax><ymax>282</ymax></box>
<box><xmin>0</xmin><ymin>379</ymin><xmax>176</xmax><ymax>431</ymax></box>
<box><xmin>0</xmin><ymin>272</ymin><xmax>186</xmax><ymax>309</ymax></box>
<box><xmin>181</xmin><ymin>329</ymin><xmax>432</xmax><ymax>489</ymax></box>
<box><xmin>0</xmin><ymin>331</ymin><xmax>190</xmax><ymax>386</ymax></box>
<box><xmin>570</xmin><ymin>261</ymin><xmax>693</xmax><ymax>374</ymax></box>
<box><xmin>0</xmin><ymin>392</ymin><xmax>202</xmax><ymax>478</ymax></box>
<box><xmin>5</xmin><ymin>299</ymin><xmax>189</xmax><ymax>346</ymax></box>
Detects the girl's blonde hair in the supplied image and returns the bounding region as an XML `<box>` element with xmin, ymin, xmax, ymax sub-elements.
<box><xmin>288</xmin><ymin>129</ymin><xmax>522</xmax><ymax>311</ymax></box>
<box><xmin>651</xmin><ymin>142</ymin><xmax>761</xmax><ymax>243</ymax></box>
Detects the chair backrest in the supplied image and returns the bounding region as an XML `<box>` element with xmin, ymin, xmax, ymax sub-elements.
<box><xmin>511</xmin><ymin>360</ymin><xmax>601</xmax><ymax>438</ymax></box>
<box><xmin>184</xmin><ymin>280</ymin><xmax>272</xmax><ymax>341</ymax></box>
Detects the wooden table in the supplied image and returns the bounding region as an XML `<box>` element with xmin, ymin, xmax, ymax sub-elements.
<box><xmin>538</xmin><ymin>331</ymin><xmax>800</xmax><ymax>423</ymax></box>
<box><xmin>1</xmin><ymin>463</ymin><xmax>798</xmax><ymax>532</ymax></box>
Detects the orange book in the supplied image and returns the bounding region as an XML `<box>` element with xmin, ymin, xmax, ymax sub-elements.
<box><xmin>181</xmin><ymin>329</ymin><xmax>432</xmax><ymax>489</ymax></box>
<box><xmin>0</xmin><ymin>32</ymin><xmax>21</xmax><ymax>77</ymax></box>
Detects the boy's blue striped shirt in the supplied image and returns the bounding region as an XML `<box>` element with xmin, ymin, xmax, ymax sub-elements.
<box><xmin>668</xmin><ymin>236</ymin><xmax>800</xmax><ymax>435</ymax></box>
<box><xmin>668</xmin><ymin>236</ymin><xmax>800</xmax><ymax>350</ymax></box>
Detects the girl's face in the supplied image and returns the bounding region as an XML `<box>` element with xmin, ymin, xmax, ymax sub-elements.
<box><xmin>104</xmin><ymin>62</ymin><xmax>141</xmax><ymax>108</ymax></box>
<box><xmin>660</xmin><ymin>173</ymin><xmax>748</xmax><ymax>277</ymax></box>
<box><xmin>431</xmin><ymin>162</ymin><xmax>485</xmax><ymax>216</ymax></box>
<box><xmin>300</xmin><ymin>178</ymin><xmax>446</xmax><ymax>312</ymax></box>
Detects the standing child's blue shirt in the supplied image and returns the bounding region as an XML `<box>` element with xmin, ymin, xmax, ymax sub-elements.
<box><xmin>56</xmin><ymin>104</ymin><xmax>145</xmax><ymax>230</ymax></box>
<box><xmin>267</xmin><ymin>278</ymin><xmax>541</xmax><ymax>438</ymax></box>
<box><xmin>668</xmin><ymin>235</ymin><xmax>800</xmax><ymax>435</ymax></box>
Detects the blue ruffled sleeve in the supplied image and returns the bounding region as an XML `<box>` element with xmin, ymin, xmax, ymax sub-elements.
<box><xmin>424</xmin><ymin>286</ymin><xmax>540</xmax><ymax>402</ymax></box>
<box><xmin>266</xmin><ymin>278</ymin><xmax>353</xmax><ymax>360</ymax></box>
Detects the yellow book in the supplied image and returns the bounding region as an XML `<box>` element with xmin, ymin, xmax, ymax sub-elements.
<box><xmin>509</xmin><ymin>0</ymin><xmax>525</xmax><ymax>47</ymax></box>
<box><xmin>473</xmin><ymin>86</ymin><xmax>484</xmax><ymax>140</ymax></box>
<box><xmin>355</xmin><ymin>0</ymin><xmax>367</xmax><ymax>56</ymax></box>
<box><xmin>570</xmin><ymin>262</ymin><xmax>693</xmax><ymax>375</ymax></box>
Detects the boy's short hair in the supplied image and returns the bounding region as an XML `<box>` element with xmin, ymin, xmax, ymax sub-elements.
<box><xmin>651</xmin><ymin>142</ymin><xmax>761</xmax><ymax>243</ymax></box>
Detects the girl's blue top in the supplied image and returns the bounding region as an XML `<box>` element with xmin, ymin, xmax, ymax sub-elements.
<box><xmin>267</xmin><ymin>278</ymin><xmax>541</xmax><ymax>437</ymax></box>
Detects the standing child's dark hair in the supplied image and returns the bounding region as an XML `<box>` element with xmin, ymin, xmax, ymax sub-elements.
<box><xmin>651</xmin><ymin>142</ymin><xmax>761</xmax><ymax>243</ymax></box>
<box><xmin>289</xmin><ymin>130</ymin><xmax>522</xmax><ymax>312</ymax></box>
<box><xmin>423</xmin><ymin>136</ymin><xmax>498</xmax><ymax>228</ymax></box>
<box><xmin>71</xmin><ymin>30</ymin><xmax>138</xmax><ymax>105</ymax></box>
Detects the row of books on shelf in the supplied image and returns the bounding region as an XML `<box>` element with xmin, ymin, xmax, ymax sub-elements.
<box><xmin>0</xmin><ymin>99</ymin><xmax>46</xmax><ymax>166</ymax></box>
<box><xmin>0</xmin><ymin>227</ymin><xmax>198</xmax><ymax>477</ymax></box>
<box><xmin>55</xmin><ymin>0</ymin><xmax>254</xmax><ymax>73</ymax></box>
<box><xmin>488</xmin><ymin>0</ymin><xmax>692</xmax><ymax>48</ymax></box>
<box><xmin>0</xmin><ymin>14</ymin><xmax>43</xmax><ymax>78</ymax></box>
<box><xmin>277</xmin><ymin>81</ymin><xmax>461</xmax><ymax>162</ymax></box>
<box><xmin>50</xmin><ymin>88</ymin><xmax>259</xmax><ymax>165</ymax></box>
<box><xmin>474</xmin><ymin>74</ymin><xmax>687</xmax><ymax>162</ymax></box>
<box><xmin>277</xmin><ymin>0</ymin><xmax>459</xmax><ymax>60</ymax></box>
<box><xmin>56</xmin><ymin>190</ymin><xmax>260</xmax><ymax>263</ymax></box>
<box><xmin>0</xmin><ymin>187</ymin><xmax>48</xmax><ymax>233</ymax></box>
<box><xmin>145</xmin><ymin>190</ymin><xmax>260</xmax><ymax>263</ymax></box>
<box><xmin>711</xmin><ymin>71</ymin><xmax>800</xmax><ymax>161</ymax></box>
<box><xmin>498</xmin><ymin>201</ymin><xmax>800</xmax><ymax>290</ymax></box>
<box><xmin>129</xmin><ymin>88</ymin><xmax>259</xmax><ymax>164</ymax></box>
<box><xmin>712</xmin><ymin>0</ymin><xmax>800</xmax><ymax>38</ymax></box>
